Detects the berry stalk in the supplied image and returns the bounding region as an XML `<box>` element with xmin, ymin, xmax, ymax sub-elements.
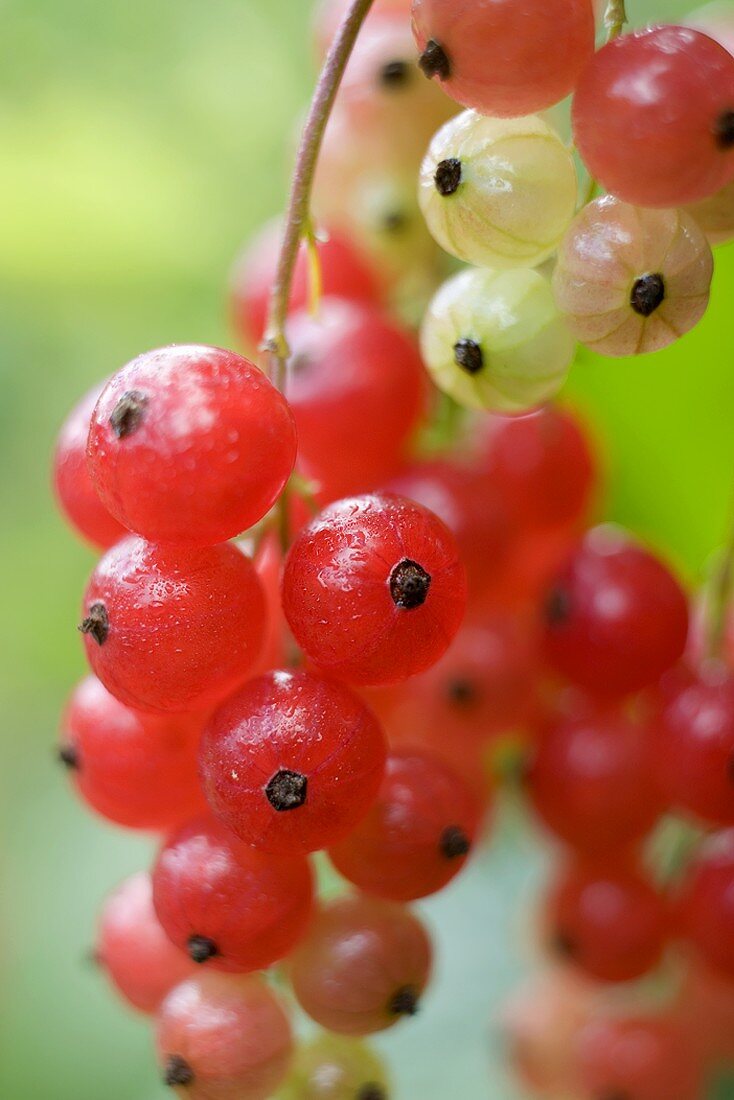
<box><xmin>603</xmin><ymin>0</ymin><xmax>627</xmax><ymax>41</ymax></box>
<box><xmin>262</xmin><ymin>0</ymin><xmax>376</xmax><ymax>391</ymax></box>
<box><xmin>706</xmin><ymin>509</ymin><xmax>734</xmax><ymax>660</ymax></box>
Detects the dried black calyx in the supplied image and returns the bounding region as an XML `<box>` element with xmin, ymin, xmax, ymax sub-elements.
<box><xmin>57</xmin><ymin>743</ymin><xmax>79</xmax><ymax>770</ymax></box>
<box><xmin>440</xmin><ymin>825</ymin><xmax>471</xmax><ymax>860</ymax></box>
<box><xmin>266</xmin><ymin>769</ymin><xmax>308</xmax><ymax>812</ymax></box>
<box><xmin>358</xmin><ymin>1086</ymin><xmax>388</xmax><ymax>1100</ymax></box>
<box><xmin>388</xmin><ymin>985</ymin><xmax>420</xmax><ymax>1017</ymax></box>
<box><xmin>418</xmin><ymin>39</ymin><xmax>451</xmax><ymax>81</ymax></box>
<box><xmin>446</xmin><ymin>677</ymin><xmax>477</xmax><ymax>706</ymax></box>
<box><xmin>630</xmin><ymin>273</ymin><xmax>665</xmax><ymax>317</ymax></box>
<box><xmin>435</xmin><ymin>157</ymin><xmax>462</xmax><ymax>196</ymax></box>
<box><xmin>389</xmin><ymin>559</ymin><xmax>432</xmax><ymax>610</ymax></box>
<box><xmin>453</xmin><ymin>338</ymin><xmax>484</xmax><ymax>375</ymax></box>
<box><xmin>714</xmin><ymin>108</ymin><xmax>734</xmax><ymax>148</ymax></box>
<box><xmin>110</xmin><ymin>389</ymin><xmax>148</xmax><ymax>439</ymax></box>
<box><xmin>79</xmin><ymin>602</ymin><xmax>109</xmax><ymax>646</ymax></box>
<box><xmin>187</xmin><ymin>935</ymin><xmax>219</xmax><ymax>964</ymax></box>
<box><xmin>380</xmin><ymin>58</ymin><xmax>410</xmax><ymax>87</ymax></box>
<box><xmin>164</xmin><ymin>1054</ymin><xmax>195</xmax><ymax>1088</ymax></box>
<box><xmin>544</xmin><ymin>587</ymin><xmax>571</xmax><ymax>627</ymax></box>
<box><xmin>552</xmin><ymin>928</ymin><xmax>577</xmax><ymax>958</ymax></box>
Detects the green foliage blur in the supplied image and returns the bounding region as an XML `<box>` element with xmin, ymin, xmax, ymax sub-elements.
<box><xmin>1</xmin><ymin>0</ymin><xmax>734</xmax><ymax>1097</ymax></box>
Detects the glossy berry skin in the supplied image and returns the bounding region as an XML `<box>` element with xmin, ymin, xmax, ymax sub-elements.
<box><xmin>230</xmin><ymin>221</ymin><xmax>380</xmax><ymax>349</ymax></box>
<box><xmin>59</xmin><ymin>676</ymin><xmax>206</xmax><ymax>831</ymax></box>
<box><xmin>574</xmin><ymin>1015</ymin><xmax>703</xmax><ymax>1100</ymax></box>
<box><xmin>282</xmin><ymin>494</ymin><xmax>467</xmax><ymax>686</ymax></box>
<box><xmin>543</xmin><ymin>526</ymin><xmax>689</xmax><ymax>698</ymax></box>
<box><xmin>651</xmin><ymin>665</ymin><xmax>734</xmax><ymax>826</ymax></box>
<box><xmin>282</xmin><ymin>1035</ymin><xmax>390</xmax><ymax>1100</ymax></box>
<box><xmin>572</xmin><ymin>26</ymin><xmax>734</xmax><ymax>207</ymax></box>
<box><xmin>290</xmin><ymin>894</ymin><xmax>432</xmax><ymax>1035</ymax></box>
<box><xmin>476</xmin><ymin>406</ymin><xmax>596</xmax><ymax>532</ymax></box>
<box><xmin>553</xmin><ymin>197</ymin><xmax>713</xmax><ymax>357</ymax></box>
<box><xmin>80</xmin><ymin>537</ymin><xmax>266</xmax><ymax>714</ymax></box>
<box><xmin>421</xmin><ymin>267</ymin><xmax>575</xmax><ymax>414</ymax></box>
<box><xmin>87</xmin><ymin>345</ymin><xmax>297</xmax><ymax>546</ymax></box>
<box><xmin>419</xmin><ymin>111</ymin><xmax>577</xmax><ymax>270</ymax></box>
<box><xmin>285</xmin><ymin>299</ymin><xmax>427</xmax><ymax>500</ymax></box>
<box><xmin>676</xmin><ymin>828</ymin><xmax>734</xmax><ymax>979</ymax></box>
<box><xmin>152</xmin><ymin>817</ymin><xmax>313</xmax><ymax>973</ymax></box>
<box><xmin>386</xmin><ymin>460</ymin><xmax>513</xmax><ymax>599</ymax></box>
<box><xmin>53</xmin><ymin>383</ymin><xmax>126</xmax><ymax>549</ymax></box>
<box><xmin>156</xmin><ymin>972</ymin><xmax>292</xmax><ymax>1100</ymax></box>
<box><xmin>97</xmin><ymin>872</ymin><xmax>195</xmax><ymax>1014</ymax></box>
<box><xmin>329</xmin><ymin>750</ymin><xmax>481</xmax><ymax>901</ymax></box>
<box><xmin>528</xmin><ymin>701</ymin><xmax>665</xmax><ymax>855</ymax></box>
<box><xmin>412</xmin><ymin>0</ymin><xmax>595</xmax><ymax>118</ymax></box>
<box><xmin>200</xmin><ymin>671</ymin><xmax>387</xmax><ymax>856</ymax></box>
<box><xmin>547</xmin><ymin>859</ymin><xmax>668</xmax><ymax>983</ymax></box>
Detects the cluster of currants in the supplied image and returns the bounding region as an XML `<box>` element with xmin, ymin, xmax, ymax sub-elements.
<box><xmin>50</xmin><ymin>0</ymin><xmax>734</xmax><ymax>1097</ymax></box>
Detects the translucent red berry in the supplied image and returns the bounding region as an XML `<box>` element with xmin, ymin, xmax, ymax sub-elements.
<box><xmin>574</xmin><ymin>1014</ymin><xmax>704</xmax><ymax>1100</ymax></box>
<box><xmin>79</xmin><ymin>537</ymin><xmax>266</xmax><ymax>714</ymax></box>
<box><xmin>200</xmin><ymin>670</ymin><xmax>387</xmax><ymax>856</ymax></box>
<box><xmin>285</xmin><ymin>299</ymin><xmax>427</xmax><ymax>500</ymax></box>
<box><xmin>87</xmin><ymin>345</ymin><xmax>297</xmax><ymax>545</ymax></box>
<box><xmin>96</xmin><ymin>872</ymin><xmax>195</xmax><ymax>1014</ymax></box>
<box><xmin>59</xmin><ymin>675</ymin><xmax>206</xmax><ymax>830</ymax></box>
<box><xmin>53</xmin><ymin>382</ymin><xmax>126</xmax><ymax>549</ymax></box>
<box><xmin>412</xmin><ymin>0</ymin><xmax>595</xmax><ymax>118</ymax></box>
<box><xmin>156</xmin><ymin>972</ymin><xmax>292</xmax><ymax>1099</ymax></box>
<box><xmin>676</xmin><ymin>828</ymin><xmax>734</xmax><ymax>980</ymax></box>
<box><xmin>529</xmin><ymin>699</ymin><xmax>665</xmax><ymax>855</ymax></box>
<box><xmin>290</xmin><ymin>893</ymin><xmax>432</xmax><ymax>1034</ymax></box>
<box><xmin>475</xmin><ymin>405</ymin><xmax>597</xmax><ymax>532</ymax></box>
<box><xmin>547</xmin><ymin>858</ymin><xmax>669</xmax><ymax>982</ymax></box>
<box><xmin>651</xmin><ymin>664</ymin><xmax>734</xmax><ymax>826</ymax></box>
<box><xmin>572</xmin><ymin>25</ymin><xmax>734</xmax><ymax>207</ymax></box>
<box><xmin>230</xmin><ymin>221</ymin><xmax>380</xmax><ymax>349</ymax></box>
<box><xmin>282</xmin><ymin>493</ymin><xmax>467</xmax><ymax>686</ymax></box>
<box><xmin>543</xmin><ymin>526</ymin><xmax>689</xmax><ymax>697</ymax></box>
<box><xmin>152</xmin><ymin>817</ymin><xmax>313</xmax><ymax>973</ymax></box>
<box><xmin>329</xmin><ymin>749</ymin><xmax>481</xmax><ymax>901</ymax></box>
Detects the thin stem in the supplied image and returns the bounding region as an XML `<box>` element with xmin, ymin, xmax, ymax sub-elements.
<box><xmin>262</xmin><ymin>0</ymin><xmax>375</xmax><ymax>392</ymax></box>
<box><xmin>604</xmin><ymin>0</ymin><xmax>627</xmax><ymax>41</ymax></box>
<box><xmin>706</xmin><ymin>505</ymin><xmax>734</xmax><ymax>661</ymax></box>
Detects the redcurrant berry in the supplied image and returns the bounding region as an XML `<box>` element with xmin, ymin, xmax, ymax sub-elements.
<box><xmin>87</xmin><ymin>345</ymin><xmax>297</xmax><ymax>545</ymax></box>
<box><xmin>528</xmin><ymin>699</ymin><xmax>665</xmax><ymax>855</ymax></box>
<box><xmin>156</xmin><ymin>971</ymin><xmax>292</xmax><ymax>1099</ymax></box>
<box><xmin>152</xmin><ymin>817</ymin><xmax>313</xmax><ymax>972</ymax></box>
<box><xmin>572</xmin><ymin>26</ymin><xmax>734</xmax><ymax>207</ymax></box>
<box><xmin>282</xmin><ymin>493</ymin><xmax>467</xmax><ymax>685</ymax></box>
<box><xmin>79</xmin><ymin>537</ymin><xmax>266</xmax><ymax>714</ymax></box>
<box><xmin>289</xmin><ymin>893</ymin><xmax>432</xmax><ymax>1035</ymax></box>
<box><xmin>53</xmin><ymin>382</ymin><xmax>126</xmax><ymax>549</ymax></box>
<box><xmin>676</xmin><ymin>828</ymin><xmax>734</xmax><ymax>980</ymax></box>
<box><xmin>59</xmin><ymin>675</ymin><xmax>206</xmax><ymax>830</ymax></box>
<box><xmin>547</xmin><ymin>858</ymin><xmax>669</xmax><ymax>982</ymax></box>
<box><xmin>96</xmin><ymin>872</ymin><xmax>194</xmax><ymax>1014</ymax></box>
<box><xmin>329</xmin><ymin>749</ymin><xmax>481</xmax><ymax>901</ymax></box>
<box><xmin>574</xmin><ymin>1014</ymin><xmax>703</xmax><ymax>1100</ymax></box>
<box><xmin>412</xmin><ymin>0</ymin><xmax>595</xmax><ymax>118</ymax></box>
<box><xmin>200</xmin><ymin>670</ymin><xmax>387</xmax><ymax>856</ymax></box>
<box><xmin>543</xmin><ymin>526</ymin><xmax>689</xmax><ymax>697</ymax></box>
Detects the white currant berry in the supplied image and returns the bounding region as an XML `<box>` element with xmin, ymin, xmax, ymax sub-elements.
<box><xmin>420</xmin><ymin>267</ymin><xmax>575</xmax><ymax>413</ymax></box>
<box><xmin>418</xmin><ymin>110</ymin><xmax>578</xmax><ymax>270</ymax></box>
<box><xmin>686</xmin><ymin>177</ymin><xmax>734</xmax><ymax>245</ymax></box>
<box><xmin>552</xmin><ymin>196</ymin><xmax>714</xmax><ymax>357</ymax></box>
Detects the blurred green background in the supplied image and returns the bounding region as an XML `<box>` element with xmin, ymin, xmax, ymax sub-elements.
<box><xmin>2</xmin><ymin>0</ymin><xmax>734</xmax><ymax>1097</ymax></box>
